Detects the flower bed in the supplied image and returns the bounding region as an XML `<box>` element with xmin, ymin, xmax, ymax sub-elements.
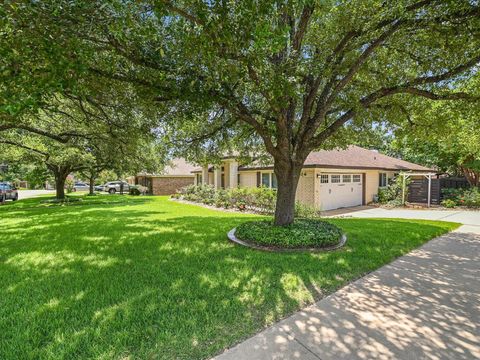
<box><xmin>172</xmin><ymin>184</ymin><xmax>319</xmax><ymax>217</ymax></box>
<box><xmin>234</xmin><ymin>219</ymin><xmax>343</xmax><ymax>250</ymax></box>
<box><xmin>441</xmin><ymin>187</ymin><xmax>480</xmax><ymax>208</ymax></box>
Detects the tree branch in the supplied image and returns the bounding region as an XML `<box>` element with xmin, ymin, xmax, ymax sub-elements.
<box><xmin>292</xmin><ymin>5</ymin><xmax>314</xmax><ymax>52</ymax></box>
<box><xmin>0</xmin><ymin>123</ymin><xmax>70</xmax><ymax>143</ymax></box>
<box><xmin>159</xmin><ymin>0</ymin><xmax>205</xmax><ymax>27</ymax></box>
<box><xmin>0</xmin><ymin>140</ymin><xmax>48</xmax><ymax>157</ymax></box>
<box><xmin>328</xmin><ymin>21</ymin><xmax>403</xmax><ymax>103</ymax></box>
<box><xmin>310</xmin><ymin>53</ymin><xmax>480</xmax><ymax>149</ymax></box>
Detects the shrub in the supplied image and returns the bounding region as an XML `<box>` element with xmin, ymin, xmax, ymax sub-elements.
<box><xmin>235</xmin><ymin>219</ymin><xmax>343</xmax><ymax>249</ymax></box>
<box><xmin>181</xmin><ymin>184</ymin><xmax>216</xmax><ymax>204</ymax></box>
<box><xmin>441</xmin><ymin>187</ymin><xmax>480</xmax><ymax>207</ymax></box>
<box><xmin>295</xmin><ymin>202</ymin><xmax>319</xmax><ymax>218</ymax></box>
<box><xmin>174</xmin><ymin>185</ymin><xmax>330</xmax><ymax>216</ymax></box>
<box><xmin>129</xmin><ymin>185</ymin><xmax>148</xmax><ymax>196</ymax></box>
<box><xmin>214</xmin><ymin>189</ymin><xmax>230</xmax><ymax>208</ymax></box>
<box><xmin>173</xmin><ymin>185</ymin><xmax>278</xmax><ymax>214</ymax></box>
<box><xmin>250</xmin><ymin>186</ymin><xmax>276</xmax><ymax>213</ymax></box>
<box><xmin>441</xmin><ymin>188</ymin><xmax>464</xmax><ymax>202</ymax></box>
<box><xmin>383</xmin><ymin>198</ymin><xmax>403</xmax><ymax>208</ymax></box>
<box><xmin>378</xmin><ymin>186</ymin><xmax>395</xmax><ymax>203</ymax></box>
<box><xmin>129</xmin><ymin>186</ymin><xmax>141</xmax><ymax>196</ymax></box>
<box><xmin>228</xmin><ymin>187</ymin><xmax>250</xmax><ymax>211</ymax></box>
<box><xmin>441</xmin><ymin>199</ymin><xmax>456</xmax><ymax>208</ymax></box>
<box><xmin>377</xmin><ymin>175</ymin><xmax>410</xmax><ymax>205</ymax></box>
<box><xmin>65</xmin><ymin>179</ymin><xmax>75</xmax><ymax>194</ymax></box>
<box><xmin>462</xmin><ymin>187</ymin><xmax>480</xmax><ymax>207</ymax></box>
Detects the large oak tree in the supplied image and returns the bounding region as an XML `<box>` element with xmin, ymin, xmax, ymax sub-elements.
<box><xmin>3</xmin><ymin>0</ymin><xmax>480</xmax><ymax>224</ymax></box>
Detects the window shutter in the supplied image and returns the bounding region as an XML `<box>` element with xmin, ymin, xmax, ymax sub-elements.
<box><xmin>256</xmin><ymin>172</ymin><xmax>261</xmax><ymax>187</ymax></box>
<box><xmin>379</xmin><ymin>173</ymin><xmax>382</xmax><ymax>187</ymax></box>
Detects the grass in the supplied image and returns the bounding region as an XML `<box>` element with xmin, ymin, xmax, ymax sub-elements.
<box><xmin>235</xmin><ymin>219</ymin><xmax>343</xmax><ymax>249</ymax></box>
<box><xmin>0</xmin><ymin>195</ymin><xmax>459</xmax><ymax>359</ymax></box>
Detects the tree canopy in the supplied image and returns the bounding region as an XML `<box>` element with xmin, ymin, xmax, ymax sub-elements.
<box><xmin>0</xmin><ymin>90</ymin><xmax>167</xmax><ymax>198</ymax></box>
<box><xmin>389</xmin><ymin>75</ymin><xmax>480</xmax><ymax>186</ymax></box>
<box><xmin>2</xmin><ymin>0</ymin><xmax>479</xmax><ymax>223</ymax></box>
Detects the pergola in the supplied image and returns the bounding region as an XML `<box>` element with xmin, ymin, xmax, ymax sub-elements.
<box><xmin>400</xmin><ymin>172</ymin><xmax>438</xmax><ymax>207</ymax></box>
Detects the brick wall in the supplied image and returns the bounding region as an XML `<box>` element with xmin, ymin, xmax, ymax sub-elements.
<box><xmin>296</xmin><ymin>169</ymin><xmax>315</xmax><ymax>206</ymax></box>
<box><xmin>151</xmin><ymin>177</ymin><xmax>194</xmax><ymax>195</ymax></box>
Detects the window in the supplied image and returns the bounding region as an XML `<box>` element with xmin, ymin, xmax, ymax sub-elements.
<box><xmin>331</xmin><ymin>175</ymin><xmax>341</xmax><ymax>183</ymax></box>
<box><xmin>379</xmin><ymin>173</ymin><xmax>388</xmax><ymax>187</ymax></box>
<box><xmin>353</xmin><ymin>174</ymin><xmax>361</xmax><ymax>183</ymax></box>
<box><xmin>237</xmin><ymin>173</ymin><xmax>241</xmax><ymax>187</ymax></box>
<box><xmin>261</xmin><ymin>172</ymin><xmax>277</xmax><ymax>189</ymax></box>
<box><xmin>196</xmin><ymin>173</ymin><xmax>202</xmax><ymax>184</ymax></box>
<box><xmin>320</xmin><ymin>174</ymin><xmax>329</xmax><ymax>183</ymax></box>
<box><xmin>271</xmin><ymin>173</ymin><xmax>278</xmax><ymax>189</ymax></box>
<box><xmin>261</xmin><ymin>173</ymin><xmax>270</xmax><ymax>187</ymax></box>
<box><xmin>342</xmin><ymin>174</ymin><xmax>351</xmax><ymax>183</ymax></box>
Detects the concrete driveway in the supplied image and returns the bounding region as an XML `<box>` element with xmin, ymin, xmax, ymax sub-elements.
<box><xmin>214</xmin><ymin>209</ymin><xmax>480</xmax><ymax>360</ymax></box>
<box><xmin>332</xmin><ymin>207</ymin><xmax>480</xmax><ymax>234</ymax></box>
<box><xmin>17</xmin><ymin>189</ymin><xmax>56</xmax><ymax>200</ymax></box>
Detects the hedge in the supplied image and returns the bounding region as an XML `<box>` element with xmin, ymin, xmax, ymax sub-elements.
<box><xmin>172</xmin><ymin>184</ymin><xmax>320</xmax><ymax>217</ymax></box>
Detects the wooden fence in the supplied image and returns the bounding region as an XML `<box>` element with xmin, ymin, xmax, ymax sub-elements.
<box><xmin>407</xmin><ymin>178</ymin><xmax>441</xmax><ymax>205</ymax></box>
<box><xmin>408</xmin><ymin>177</ymin><xmax>471</xmax><ymax>205</ymax></box>
<box><xmin>439</xmin><ymin>177</ymin><xmax>470</xmax><ymax>189</ymax></box>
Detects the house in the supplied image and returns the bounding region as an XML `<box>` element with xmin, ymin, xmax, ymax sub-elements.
<box><xmin>191</xmin><ymin>145</ymin><xmax>433</xmax><ymax>210</ymax></box>
<box><xmin>134</xmin><ymin>146</ymin><xmax>433</xmax><ymax>210</ymax></box>
<box><xmin>132</xmin><ymin>158</ymin><xmax>196</xmax><ymax>195</ymax></box>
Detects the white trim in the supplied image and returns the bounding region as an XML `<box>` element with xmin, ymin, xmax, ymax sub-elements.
<box><xmin>260</xmin><ymin>171</ymin><xmax>277</xmax><ymax>189</ymax></box>
<box><xmin>147</xmin><ymin>175</ymin><xmax>195</xmax><ymax>178</ymax></box>
<box><xmin>399</xmin><ymin>172</ymin><xmax>436</xmax><ymax>207</ymax></box>
<box><xmin>379</xmin><ymin>172</ymin><xmax>388</xmax><ymax>187</ymax></box>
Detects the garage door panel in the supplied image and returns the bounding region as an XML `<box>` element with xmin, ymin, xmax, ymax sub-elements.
<box><xmin>319</xmin><ymin>173</ymin><xmax>363</xmax><ymax>211</ymax></box>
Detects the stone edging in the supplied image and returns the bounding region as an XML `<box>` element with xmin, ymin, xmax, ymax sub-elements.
<box><xmin>227</xmin><ymin>228</ymin><xmax>347</xmax><ymax>253</ymax></box>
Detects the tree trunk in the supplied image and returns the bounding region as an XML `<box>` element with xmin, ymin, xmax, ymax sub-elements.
<box><xmin>461</xmin><ymin>166</ymin><xmax>479</xmax><ymax>187</ymax></box>
<box><xmin>55</xmin><ymin>174</ymin><xmax>67</xmax><ymax>200</ymax></box>
<box><xmin>273</xmin><ymin>161</ymin><xmax>302</xmax><ymax>226</ymax></box>
<box><xmin>89</xmin><ymin>176</ymin><xmax>95</xmax><ymax>195</ymax></box>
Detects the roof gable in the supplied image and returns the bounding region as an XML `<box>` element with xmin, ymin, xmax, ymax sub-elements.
<box><xmin>162</xmin><ymin>158</ymin><xmax>198</xmax><ymax>176</ymax></box>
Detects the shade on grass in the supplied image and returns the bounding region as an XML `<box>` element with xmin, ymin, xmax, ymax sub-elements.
<box><xmin>0</xmin><ymin>196</ymin><xmax>459</xmax><ymax>359</ymax></box>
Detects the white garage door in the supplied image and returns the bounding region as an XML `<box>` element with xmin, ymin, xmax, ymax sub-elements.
<box><xmin>319</xmin><ymin>173</ymin><xmax>363</xmax><ymax>211</ymax></box>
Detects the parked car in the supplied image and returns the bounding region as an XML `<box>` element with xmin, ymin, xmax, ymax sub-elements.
<box><xmin>0</xmin><ymin>183</ymin><xmax>18</xmax><ymax>203</ymax></box>
<box><xmin>94</xmin><ymin>184</ymin><xmax>106</xmax><ymax>192</ymax></box>
<box><xmin>103</xmin><ymin>181</ymin><xmax>130</xmax><ymax>194</ymax></box>
<box><xmin>73</xmin><ymin>182</ymin><xmax>90</xmax><ymax>192</ymax></box>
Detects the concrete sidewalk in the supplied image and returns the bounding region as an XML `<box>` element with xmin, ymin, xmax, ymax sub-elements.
<box><xmin>213</xmin><ymin>222</ymin><xmax>479</xmax><ymax>359</ymax></box>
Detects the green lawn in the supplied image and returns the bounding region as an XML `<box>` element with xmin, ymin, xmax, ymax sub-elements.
<box><xmin>0</xmin><ymin>195</ymin><xmax>459</xmax><ymax>359</ymax></box>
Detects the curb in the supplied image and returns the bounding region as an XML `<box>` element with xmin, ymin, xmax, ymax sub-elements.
<box><xmin>227</xmin><ymin>228</ymin><xmax>347</xmax><ymax>253</ymax></box>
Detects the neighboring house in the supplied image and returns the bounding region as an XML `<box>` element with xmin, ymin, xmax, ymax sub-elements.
<box><xmin>192</xmin><ymin>146</ymin><xmax>433</xmax><ymax>211</ymax></box>
<box><xmin>133</xmin><ymin>158</ymin><xmax>196</xmax><ymax>195</ymax></box>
